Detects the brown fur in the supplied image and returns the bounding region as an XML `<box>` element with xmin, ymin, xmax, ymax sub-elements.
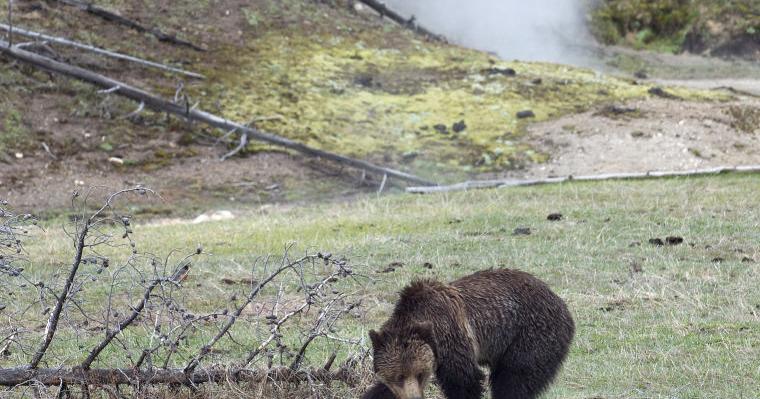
<box><xmin>363</xmin><ymin>269</ymin><xmax>575</xmax><ymax>399</ymax></box>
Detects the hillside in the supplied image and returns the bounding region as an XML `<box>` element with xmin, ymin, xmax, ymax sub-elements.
<box><xmin>1</xmin><ymin>0</ymin><xmax>739</xmax><ymax>216</ymax></box>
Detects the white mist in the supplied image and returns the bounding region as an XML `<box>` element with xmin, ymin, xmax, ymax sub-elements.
<box><xmin>381</xmin><ymin>0</ymin><xmax>592</xmax><ymax>65</ymax></box>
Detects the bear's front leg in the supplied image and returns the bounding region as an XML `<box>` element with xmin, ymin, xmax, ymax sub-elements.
<box><xmin>435</xmin><ymin>355</ymin><xmax>485</xmax><ymax>399</ymax></box>
<box><xmin>361</xmin><ymin>382</ymin><xmax>396</xmax><ymax>399</ymax></box>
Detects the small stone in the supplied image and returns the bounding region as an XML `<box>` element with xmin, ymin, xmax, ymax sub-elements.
<box><xmin>108</xmin><ymin>157</ymin><xmax>124</xmax><ymax>165</ymax></box>
<box><xmin>516</xmin><ymin>110</ymin><xmax>535</xmax><ymax>119</ymax></box>
<box><xmin>483</xmin><ymin>67</ymin><xmax>516</xmax><ymax>76</ymax></box>
<box><xmin>513</xmin><ymin>227</ymin><xmax>531</xmax><ymax>236</ymax></box>
<box><xmin>433</xmin><ymin>124</ymin><xmax>448</xmax><ymax>134</ymax></box>
<box><xmin>634</xmin><ymin>70</ymin><xmax>649</xmax><ymax>79</ymax></box>
<box><xmin>452</xmin><ymin>120</ymin><xmax>467</xmax><ymax>133</ymax></box>
<box><xmin>648</xmin><ymin>238</ymin><xmax>665</xmax><ymax>246</ymax></box>
<box><xmin>14</xmin><ymin>153</ymin><xmax>23</xmax><ymax>159</ymax></box>
<box><xmin>547</xmin><ymin>213</ymin><xmax>562</xmax><ymax>221</ymax></box>
<box><xmin>665</xmin><ymin>236</ymin><xmax>684</xmax><ymax>245</ymax></box>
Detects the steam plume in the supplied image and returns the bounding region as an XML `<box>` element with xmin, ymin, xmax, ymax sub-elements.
<box><xmin>381</xmin><ymin>0</ymin><xmax>592</xmax><ymax>65</ymax></box>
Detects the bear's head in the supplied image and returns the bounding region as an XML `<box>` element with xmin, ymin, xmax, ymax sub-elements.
<box><xmin>368</xmin><ymin>322</ymin><xmax>436</xmax><ymax>399</ymax></box>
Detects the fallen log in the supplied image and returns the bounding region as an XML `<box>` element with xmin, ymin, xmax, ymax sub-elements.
<box><xmin>0</xmin><ymin>23</ymin><xmax>204</xmax><ymax>79</ymax></box>
<box><xmin>406</xmin><ymin>165</ymin><xmax>760</xmax><ymax>194</ymax></box>
<box><xmin>0</xmin><ymin>39</ymin><xmax>435</xmax><ymax>187</ymax></box>
<box><xmin>0</xmin><ymin>366</ymin><xmax>354</xmax><ymax>386</ymax></box>
<box><xmin>54</xmin><ymin>0</ymin><xmax>205</xmax><ymax>52</ymax></box>
<box><xmin>357</xmin><ymin>0</ymin><xmax>445</xmax><ymax>42</ymax></box>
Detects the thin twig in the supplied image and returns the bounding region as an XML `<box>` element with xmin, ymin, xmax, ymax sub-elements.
<box><xmin>183</xmin><ymin>255</ymin><xmax>316</xmax><ymax>373</ymax></box>
<box><xmin>220</xmin><ymin>131</ymin><xmax>248</xmax><ymax>161</ymax></box>
<box><xmin>80</xmin><ymin>278</ymin><xmax>162</xmax><ymax>369</ymax></box>
<box><xmin>40</xmin><ymin>142</ymin><xmax>57</xmax><ymax>160</ymax></box>
<box><xmin>28</xmin><ymin>187</ymin><xmax>153</xmax><ymax>369</ymax></box>
<box><xmin>0</xmin><ymin>24</ymin><xmax>204</xmax><ymax>79</ymax></box>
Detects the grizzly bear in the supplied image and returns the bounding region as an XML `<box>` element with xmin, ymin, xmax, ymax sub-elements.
<box><xmin>363</xmin><ymin>269</ymin><xmax>574</xmax><ymax>399</ymax></box>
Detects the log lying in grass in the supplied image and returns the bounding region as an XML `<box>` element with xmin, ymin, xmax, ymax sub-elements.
<box><xmin>0</xmin><ymin>39</ymin><xmax>435</xmax><ymax>187</ymax></box>
<box><xmin>406</xmin><ymin>165</ymin><xmax>760</xmax><ymax>194</ymax></box>
<box><xmin>0</xmin><ymin>366</ymin><xmax>354</xmax><ymax>386</ymax></box>
<box><xmin>0</xmin><ymin>23</ymin><xmax>204</xmax><ymax>79</ymax></box>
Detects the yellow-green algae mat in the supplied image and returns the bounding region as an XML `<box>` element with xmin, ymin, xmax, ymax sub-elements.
<box><xmin>205</xmin><ymin>28</ymin><xmax>727</xmax><ymax>178</ymax></box>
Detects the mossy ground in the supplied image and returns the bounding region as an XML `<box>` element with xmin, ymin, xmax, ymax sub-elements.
<box><xmin>1</xmin><ymin>0</ymin><xmax>728</xmax><ymax>186</ymax></box>
<box><xmin>201</xmin><ymin>1</ymin><xmax>725</xmax><ymax>176</ymax></box>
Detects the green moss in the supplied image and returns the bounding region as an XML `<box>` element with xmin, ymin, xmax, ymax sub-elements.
<box><xmin>202</xmin><ymin>25</ymin><xmax>720</xmax><ymax>176</ymax></box>
<box><xmin>727</xmin><ymin>105</ymin><xmax>760</xmax><ymax>133</ymax></box>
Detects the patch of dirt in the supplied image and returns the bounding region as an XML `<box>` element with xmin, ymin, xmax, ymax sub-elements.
<box><xmin>1</xmin><ymin>144</ymin><xmax>371</xmax><ymax>217</ymax></box>
<box><xmin>513</xmin><ymin>97</ymin><xmax>760</xmax><ymax>179</ymax></box>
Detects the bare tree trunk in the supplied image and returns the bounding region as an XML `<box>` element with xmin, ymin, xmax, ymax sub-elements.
<box><xmin>406</xmin><ymin>165</ymin><xmax>760</xmax><ymax>194</ymax></box>
<box><xmin>357</xmin><ymin>0</ymin><xmax>445</xmax><ymax>41</ymax></box>
<box><xmin>0</xmin><ymin>23</ymin><xmax>204</xmax><ymax>79</ymax></box>
<box><xmin>0</xmin><ymin>39</ymin><xmax>436</xmax><ymax>187</ymax></box>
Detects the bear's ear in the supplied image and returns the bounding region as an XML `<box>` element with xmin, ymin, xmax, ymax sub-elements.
<box><xmin>412</xmin><ymin>321</ymin><xmax>435</xmax><ymax>347</ymax></box>
<box><xmin>368</xmin><ymin>330</ymin><xmax>384</xmax><ymax>348</ymax></box>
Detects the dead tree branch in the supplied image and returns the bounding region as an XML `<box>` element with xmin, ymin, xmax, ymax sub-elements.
<box><xmin>357</xmin><ymin>0</ymin><xmax>445</xmax><ymax>41</ymax></box>
<box><xmin>0</xmin><ymin>39</ymin><xmax>435</xmax><ymax>186</ymax></box>
<box><xmin>220</xmin><ymin>131</ymin><xmax>248</xmax><ymax>161</ymax></box>
<box><xmin>2</xmin><ymin>189</ymin><xmax>367</xmax><ymax>393</ymax></box>
<box><xmin>184</xmin><ymin>255</ymin><xmax>321</xmax><ymax>373</ymax></box>
<box><xmin>80</xmin><ymin>278</ymin><xmax>161</xmax><ymax>370</ymax></box>
<box><xmin>0</xmin><ymin>23</ymin><xmax>204</xmax><ymax>79</ymax></box>
<box><xmin>239</xmin><ymin>265</ymin><xmax>350</xmax><ymax>368</ymax></box>
<box><xmin>406</xmin><ymin>165</ymin><xmax>760</xmax><ymax>194</ymax></box>
<box><xmin>54</xmin><ymin>0</ymin><xmax>205</xmax><ymax>52</ymax></box>
<box><xmin>28</xmin><ymin>187</ymin><xmax>153</xmax><ymax>369</ymax></box>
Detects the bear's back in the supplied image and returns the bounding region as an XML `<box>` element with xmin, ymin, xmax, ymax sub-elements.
<box><xmin>452</xmin><ymin>269</ymin><xmax>574</xmax><ymax>366</ymax></box>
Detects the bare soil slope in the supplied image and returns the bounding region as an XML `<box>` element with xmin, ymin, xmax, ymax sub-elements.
<box><xmin>519</xmin><ymin>97</ymin><xmax>760</xmax><ymax>178</ymax></box>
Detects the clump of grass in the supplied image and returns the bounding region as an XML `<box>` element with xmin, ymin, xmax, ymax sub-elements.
<box><xmin>727</xmin><ymin>105</ymin><xmax>760</xmax><ymax>133</ymax></box>
<box><xmin>0</xmin><ymin>108</ymin><xmax>28</xmax><ymax>154</ymax></box>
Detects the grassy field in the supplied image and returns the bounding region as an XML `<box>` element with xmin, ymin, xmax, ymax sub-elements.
<box><xmin>8</xmin><ymin>173</ymin><xmax>760</xmax><ymax>398</ymax></box>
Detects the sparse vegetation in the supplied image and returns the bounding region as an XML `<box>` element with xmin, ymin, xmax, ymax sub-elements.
<box><xmin>2</xmin><ymin>1</ymin><xmax>760</xmax><ymax>397</ymax></box>
<box><xmin>6</xmin><ymin>174</ymin><xmax>757</xmax><ymax>398</ymax></box>
<box><xmin>591</xmin><ymin>0</ymin><xmax>760</xmax><ymax>58</ymax></box>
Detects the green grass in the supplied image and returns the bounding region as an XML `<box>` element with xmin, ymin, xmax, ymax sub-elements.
<box><xmin>6</xmin><ymin>174</ymin><xmax>760</xmax><ymax>398</ymax></box>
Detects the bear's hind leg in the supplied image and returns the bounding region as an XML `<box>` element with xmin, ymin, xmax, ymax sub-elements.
<box><xmin>489</xmin><ymin>365</ymin><xmax>551</xmax><ymax>399</ymax></box>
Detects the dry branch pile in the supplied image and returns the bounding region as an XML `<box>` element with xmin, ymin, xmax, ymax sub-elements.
<box><xmin>0</xmin><ymin>189</ymin><xmax>368</xmax><ymax>397</ymax></box>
